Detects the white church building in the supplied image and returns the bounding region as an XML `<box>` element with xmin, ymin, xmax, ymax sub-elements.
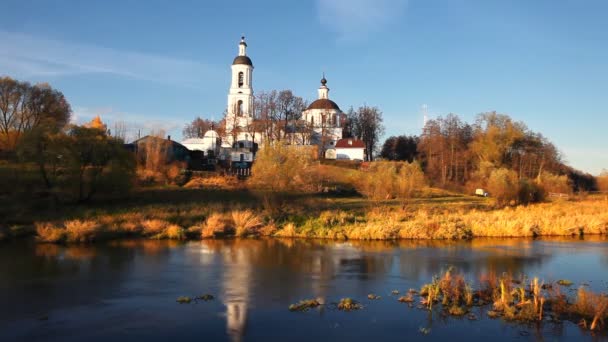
<box><xmin>223</xmin><ymin>37</ymin><xmax>348</xmax><ymax>149</ymax></box>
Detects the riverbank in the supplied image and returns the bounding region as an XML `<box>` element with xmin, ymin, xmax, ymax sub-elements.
<box><xmin>3</xmin><ymin>188</ymin><xmax>606</xmax><ymax>243</ymax></box>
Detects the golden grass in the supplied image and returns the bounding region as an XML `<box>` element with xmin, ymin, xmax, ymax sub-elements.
<box><xmin>231</xmin><ymin>210</ymin><xmax>263</xmax><ymax>237</ymax></box>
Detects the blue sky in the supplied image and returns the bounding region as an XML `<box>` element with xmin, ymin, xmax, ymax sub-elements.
<box><xmin>1</xmin><ymin>0</ymin><xmax>606</xmax><ymax>174</ymax></box>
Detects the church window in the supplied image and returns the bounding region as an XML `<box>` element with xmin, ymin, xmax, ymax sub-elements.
<box><xmin>311</xmin><ymin>116</ymin><xmax>314</xmax><ymax>125</ymax></box>
<box><xmin>238</xmin><ymin>72</ymin><xmax>244</xmax><ymax>87</ymax></box>
<box><xmin>237</xmin><ymin>100</ymin><xmax>243</xmax><ymax>116</ymax></box>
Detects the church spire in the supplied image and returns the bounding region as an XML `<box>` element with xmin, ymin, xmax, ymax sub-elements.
<box><xmin>239</xmin><ymin>36</ymin><xmax>247</xmax><ymax>56</ymax></box>
<box><xmin>318</xmin><ymin>74</ymin><xmax>329</xmax><ymax>99</ymax></box>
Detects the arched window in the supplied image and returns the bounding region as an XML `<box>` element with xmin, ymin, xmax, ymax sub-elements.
<box><xmin>237</xmin><ymin>100</ymin><xmax>243</xmax><ymax>116</ymax></box>
<box><xmin>238</xmin><ymin>72</ymin><xmax>244</xmax><ymax>88</ymax></box>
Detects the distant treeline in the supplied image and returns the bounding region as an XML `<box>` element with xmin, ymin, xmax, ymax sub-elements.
<box><xmin>380</xmin><ymin>112</ymin><xmax>598</xmax><ymax>194</ymax></box>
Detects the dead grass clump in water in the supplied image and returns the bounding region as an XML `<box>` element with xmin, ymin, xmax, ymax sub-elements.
<box><xmin>165</xmin><ymin>224</ymin><xmax>185</xmax><ymax>240</ymax></box>
<box><xmin>275</xmin><ymin>223</ymin><xmax>298</xmax><ymax>238</ymax></box>
<box><xmin>338</xmin><ymin>298</ymin><xmax>362</xmax><ymax>311</ymax></box>
<box><xmin>64</xmin><ymin>220</ymin><xmax>102</xmax><ymax>243</ymax></box>
<box><xmin>201</xmin><ymin>213</ymin><xmax>230</xmax><ymax>238</ymax></box>
<box><xmin>572</xmin><ymin>287</ymin><xmax>608</xmax><ymax>331</ymax></box>
<box><xmin>36</xmin><ymin>222</ymin><xmax>66</xmax><ymax>243</ymax></box>
<box><xmin>289</xmin><ymin>299</ymin><xmax>321</xmax><ymax>312</ymax></box>
<box><xmin>232</xmin><ymin>210</ymin><xmax>263</xmax><ymax>237</ymax></box>
<box><xmin>141</xmin><ymin>219</ymin><xmax>169</xmax><ymax>237</ymax></box>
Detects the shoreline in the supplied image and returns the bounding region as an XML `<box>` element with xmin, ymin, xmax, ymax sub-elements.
<box><xmin>2</xmin><ymin>195</ymin><xmax>607</xmax><ymax>244</ymax></box>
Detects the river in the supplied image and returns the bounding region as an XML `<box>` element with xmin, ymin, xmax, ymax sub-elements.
<box><xmin>1</xmin><ymin>237</ymin><xmax>607</xmax><ymax>341</ymax></box>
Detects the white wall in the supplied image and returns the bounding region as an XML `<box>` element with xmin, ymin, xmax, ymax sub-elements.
<box><xmin>335</xmin><ymin>148</ymin><xmax>365</xmax><ymax>161</ymax></box>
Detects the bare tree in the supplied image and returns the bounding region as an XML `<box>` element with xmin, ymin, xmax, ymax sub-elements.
<box><xmin>349</xmin><ymin>105</ymin><xmax>384</xmax><ymax>161</ymax></box>
<box><xmin>183</xmin><ymin>117</ymin><xmax>218</xmax><ymax>139</ymax></box>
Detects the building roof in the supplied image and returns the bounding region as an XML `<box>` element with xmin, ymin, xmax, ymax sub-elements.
<box><xmin>335</xmin><ymin>138</ymin><xmax>365</xmax><ymax>148</ymax></box>
<box><xmin>307</xmin><ymin>98</ymin><xmax>341</xmax><ymax>111</ymax></box>
<box><xmin>232</xmin><ymin>55</ymin><xmax>253</xmax><ymax>66</ymax></box>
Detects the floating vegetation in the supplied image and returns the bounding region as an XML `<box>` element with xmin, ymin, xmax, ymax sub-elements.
<box><xmin>338</xmin><ymin>298</ymin><xmax>363</xmax><ymax>311</ymax></box>
<box><xmin>419</xmin><ymin>327</ymin><xmax>431</xmax><ymax>335</ymax></box>
<box><xmin>367</xmin><ymin>294</ymin><xmax>381</xmax><ymax>300</ymax></box>
<box><xmin>409</xmin><ymin>269</ymin><xmax>608</xmax><ymax>332</ymax></box>
<box><xmin>448</xmin><ymin>306</ymin><xmax>467</xmax><ymax>316</ymax></box>
<box><xmin>176</xmin><ymin>296</ymin><xmax>192</xmax><ymax>304</ymax></box>
<box><xmin>289</xmin><ymin>299</ymin><xmax>321</xmax><ymax>312</ymax></box>
<box><xmin>196</xmin><ymin>294</ymin><xmax>214</xmax><ymax>301</ymax></box>
<box><xmin>398</xmin><ymin>294</ymin><xmax>414</xmax><ymax>303</ymax></box>
<box><xmin>557</xmin><ymin>279</ymin><xmax>574</xmax><ymax>286</ymax></box>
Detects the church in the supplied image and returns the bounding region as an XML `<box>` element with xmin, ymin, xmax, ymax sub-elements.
<box><xmin>222</xmin><ymin>37</ymin><xmax>350</xmax><ymax>152</ymax></box>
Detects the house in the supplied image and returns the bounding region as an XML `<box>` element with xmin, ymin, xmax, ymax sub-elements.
<box><xmin>335</xmin><ymin>138</ymin><xmax>366</xmax><ymax>161</ymax></box>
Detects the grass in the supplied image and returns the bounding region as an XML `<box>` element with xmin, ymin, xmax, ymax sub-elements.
<box><xmin>288</xmin><ymin>299</ymin><xmax>321</xmax><ymax>312</ymax></box>
<box><xmin>412</xmin><ymin>268</ymin><xmax>608</xmax><ymax>331</ymax></box>
<box><xmin>6</xmin><ymin>183</ymin><xmax>608</xmax><ymax>244</ymax></box>
<box><xmin>337</xmin><ymin>298</ymin><xmax>363</xmax><ymax>311</ymax></box>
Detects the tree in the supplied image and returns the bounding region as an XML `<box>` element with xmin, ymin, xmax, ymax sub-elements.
<box><xmin>380</xmin><ymin>135</ymin><xmax>418</xmax><ymax>162</ymax></box>
<box><xmin>182</xmin><ymin>117</ymin><xmax>218</xmax><ymax>139</ymax></box>
<box><xmin>17</xmin><ymin>123</ymin><xmax>134</xmax><ymax>202</ymax></box>
<box><xmin>598</xmin><ymin>170</ymin><xmax>608</xmax><ymax>192</ymax></box>
<box><xmin>348</xmin><ymin>105</ymin><xmax>384</xmax><ymax>161</ymax></box>
<box><xmin>0</xmin><ymin>77</ymin><xmax>71</xmax><ymax>150</ymax></box>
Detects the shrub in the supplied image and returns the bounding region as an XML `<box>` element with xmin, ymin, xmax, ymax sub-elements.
<box><xmin>36</xmin><ymin>223</ymin><xmax>66</xmax><ymax>243</ymax></box>
<box><xmin>597</xmin><ymin>170</ymin><xmax>608</xmax><ymax>192</ymax></box>
<box><xmin>487</xmin><ymin>168</ymin><xmax>519</xmax><ymax>206</ymax></box>
<box><xmin>249</xmin><ymin>143</ymin><xmax>318</xmax><ymax>192</ymax></box>
<box><xmin>232</xmin><ymin>210</ymin><xmax>263</xmax><ymax>237</ymax></box>
<box><xmin>201</xmin><ymin>213</ymin><xmax>230</xmax><ymax>238</ymax></box>
<box><xmin>64</xmin><ymin>220</ymin><xmax>102</xmax><ymax>242</ymax></box>
<box><xmin>165</xmin><ymin>224</ymin><xmax>186</xmax><ymax>240</ymax></box>
<box><xmin>538</xmin><ymin>172</ymin><xmax>571</xmax><ymax>194</ymax></box>
<box><xmin>517</xmin><ymin>179</ymin><xmax>545</xmax><ymax>205</ymax></box>
<box><xmin>355</xmin><ymin>161</ymin><xmax>426</xmax><ymax>200</ymax></box>
<box><xmin>141</xmin><ymin>219</ymin><xmax>169</xmax><ymax>237</ymax></box>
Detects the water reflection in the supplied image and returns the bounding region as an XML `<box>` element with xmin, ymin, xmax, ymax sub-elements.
<box><xmin>1</xmin><ymin>236</ymin><xmax>607</xmax><ymax>341</ymax></box>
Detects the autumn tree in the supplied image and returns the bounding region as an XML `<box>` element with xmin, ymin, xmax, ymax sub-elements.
<box><xmin>0</xmin><ymin>77</ymin><xmax>71</xmax><ymax>150</ymax></box>
<box><xmin>17</xmin><ymin>123</ymin><xmax>134</xmax><ymax>202</ymax></box>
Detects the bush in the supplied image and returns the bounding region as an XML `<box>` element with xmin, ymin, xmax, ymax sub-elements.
<box><xmin>36</xmin><ymin>223</ymin><xmax>66</xmax><ymax>243</ymax></box>
<box><xmin>597</xmin><ymin>171</ymin><xmax>608</xmax><ymax>192</ymax></box>
<box><xmin>538</xmin><ymin>172</ymin><xmax>571</xmax><ymax>194</ymax></box>
<box><xmin>355</xmin><ymin>161</ymin><xmax>426</xmax><ymax>200</ymax></box>
<box><xmin>64</xmin><ymin>220</ymin><xmax>102</xmax><ymax>242</ymax></box>
<box><xmin>201</xmin><ymin>213</ymin><xmax>230</xmax><ymax>238</ymax></box>
<box><xmin>518</xmin><ymin>179</ymin><xmax>545</xmax><ymax>205</ymax></box>
<box><xmin>487</xmin><ymin>168</ymin><xmax>519</xmax><ymax>206</ymax></box>
<box><xmin>232</xmin><ymin>210</ymin><xmax>263</xmax><ymax>237</ymax></box>
<box><xmin>249</xmin><ymin>143</ymin><xmax>318</xmax><ymax>192</ymax></box>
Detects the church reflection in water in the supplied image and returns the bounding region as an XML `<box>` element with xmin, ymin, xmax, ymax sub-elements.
<box><xmin>196</xmin><ymin>237</ymin><xmax>567</xmax><ymax>342</ymax></box>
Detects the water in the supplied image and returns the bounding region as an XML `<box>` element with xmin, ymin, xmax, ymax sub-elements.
<box><xmin>1</xmin><ymin>237</ymin><xmax>607</xmax><ymax>341</ymax></box>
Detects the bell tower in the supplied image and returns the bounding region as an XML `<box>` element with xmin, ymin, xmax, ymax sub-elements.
<box><xmin>226</xmin><ymin>36</ymin><xmax>254</xmax><ymax>143</ymax></box>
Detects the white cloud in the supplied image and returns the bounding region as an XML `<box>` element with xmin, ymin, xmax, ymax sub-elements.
<box><xmin>316</xmin><ymin>0</ymin><xmax>408</xmax><ymax>42</ymax></box>
<box><xmin>0</xmin><ymin>31</ymin><xmax>218</xmax><ymax>89</ymax></box>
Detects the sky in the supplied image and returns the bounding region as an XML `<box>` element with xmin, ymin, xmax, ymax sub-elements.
<box><xmin>1</xmin><ymin>0</ymin><xmax>607</xmax><ymax>174</ymax></box>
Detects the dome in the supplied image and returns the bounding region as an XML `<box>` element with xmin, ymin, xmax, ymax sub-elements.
<box><xmin>203</xmin><ymin>130</ymin><xmax>219</xmax><ymax>139</ymax></box>
<box><xmin>307</xmin><ymin>98</ymin><xmax>341</xmax><ymax>111</ymax></box>
<box><xmin>232</xmin><ymin>55</ymin><xmax>253</xmax><ymax>66</ymax></box>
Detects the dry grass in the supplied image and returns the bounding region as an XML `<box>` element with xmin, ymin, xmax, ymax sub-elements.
<box><xmin>231</xmin><ymin>210</ymin><xmax>263</xmax><ymax>237</ymax></box>
<box><xmin>201</xmin><ymin>213</ymin><xmax>230</xmax><ymax>238</ymax></box>
<box><xmin>64</xmin><ymin>220</ymin><xmax>102</xmax><ymax>243</ymax></box>
<box><xmin>36</xmin><ymin>222</ymin><xmax>66</xmax><ymax>243</ymax></box>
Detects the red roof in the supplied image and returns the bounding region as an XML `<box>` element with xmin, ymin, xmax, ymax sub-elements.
<box><xmin>335</xmin><ymin>138</ymin><xmax>365</xmax><ymax>148</ymax></box>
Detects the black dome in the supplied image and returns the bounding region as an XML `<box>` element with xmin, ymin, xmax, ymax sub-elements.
<box><xmin>232</xmin><ymin>55</ymin><xmax>253</xmax><ymax>66</ymax></box>
<box><xmin>307</xmin><ymin>98</ymin><xmax>340</xmax><ymax>111</ymax></box>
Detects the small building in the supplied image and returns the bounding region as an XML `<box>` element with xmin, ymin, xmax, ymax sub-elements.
<box><xmin>335</xmin><ymin>138</ymin><xmax>365</xmax><ymax>161</ymax></box>
<box><xmin>181</xmin><ymin>130</ymin><xmax>221</xmax><ymax>158</ymax></box>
